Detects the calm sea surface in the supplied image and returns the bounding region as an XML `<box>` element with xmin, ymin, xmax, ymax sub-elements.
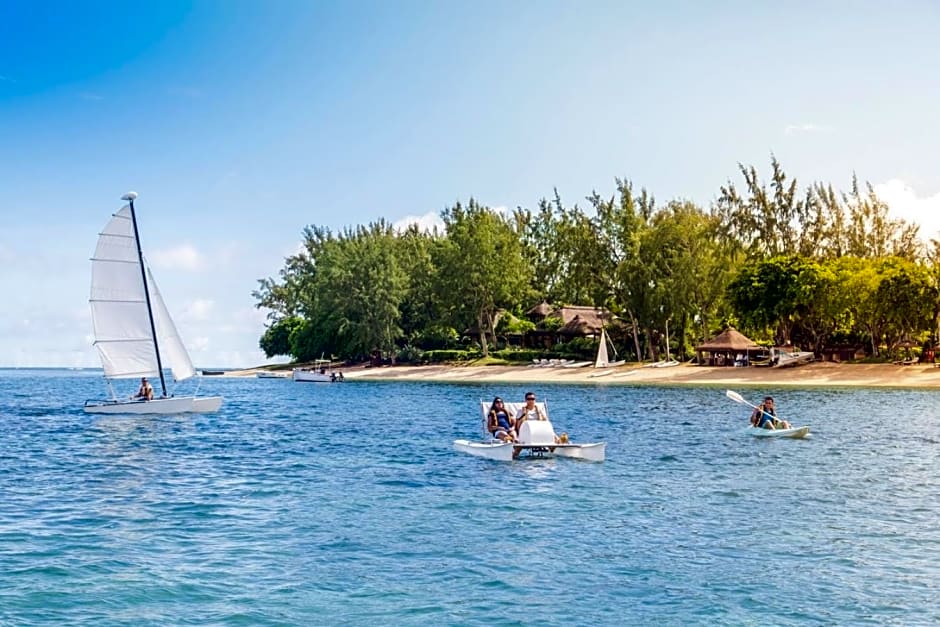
<box><xmin>0</xmin><ymin>369</ymin><xmax>938</xmax><ymax>625</ymax></box>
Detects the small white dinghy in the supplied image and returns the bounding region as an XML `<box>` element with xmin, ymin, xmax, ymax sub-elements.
<box><xmin>453</xmin><ymin>401</ymin><xmax>606</xmax><ymax>462</ymax></box>
<box><xmin>747</xmin><ymin>425</ymin><xmax>811</xmax><ymax>439</ymax></box>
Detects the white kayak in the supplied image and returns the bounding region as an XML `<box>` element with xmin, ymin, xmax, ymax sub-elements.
<box><xmin>747</xmin><ymin>425</ymin><xmax>811</xmax><ymax>439</ymax></box>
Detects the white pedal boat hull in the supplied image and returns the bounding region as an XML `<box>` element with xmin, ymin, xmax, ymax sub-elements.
<box><xmin>747</xmin><ymin>425</ymin><xmax>810</xmax><ymax>439</ymax></box>
<box><xmin>453</xmin><ymin>440</ymin><xmax>606</xmax><ymax>462</ymax></box>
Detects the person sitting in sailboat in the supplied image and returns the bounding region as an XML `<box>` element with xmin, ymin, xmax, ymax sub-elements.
<box><xmin>749</xmin><ymin>396</ymin><xmax>791</xmax><ymax>430</ymax></box>
<box><xmin>134</xmin><ymin>377</ymin><xmax>154</xmax><ymax>401</ymax></box>
<box><xmin>487</xmin><ymin>397</ymin><xmax>516</xmax><ymax>442</ymax></box>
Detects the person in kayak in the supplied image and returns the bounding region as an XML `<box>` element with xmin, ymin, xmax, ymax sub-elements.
<box><xmin>487</xmin><ymin>397</ymin><xmax>517</xmax><ymax>442</ymax></box>
<box><xmin>750</xmin><ymin>396</ymin><xmax>791</xmax><ymax>430</ymax></box>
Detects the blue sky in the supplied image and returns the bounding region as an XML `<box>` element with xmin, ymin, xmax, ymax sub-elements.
<box><xmin>2</xmin><ymin>0</ymin><xmax>939</xmax><ymax>368</ymax></box>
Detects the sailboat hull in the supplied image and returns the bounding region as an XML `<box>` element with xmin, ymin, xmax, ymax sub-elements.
<box><xmin>84</xmin><ymin>395</ymin><xmax>223</xmax><ymax>415</ymax></box>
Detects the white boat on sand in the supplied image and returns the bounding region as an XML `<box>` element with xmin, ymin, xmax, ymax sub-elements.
<box><xmin>453</xmin><ymin>401</ymin><xmax>605</xmax><ymax>462</ymax></box>
<box><xmin>773</xmin><ymin>348</ymin><xmax>815</xmax><ymax>368</ymax></box>
<box><xmin>594</xmin><ymin>327</ymin><xmax>625</xmax><ymax>369</ymax></box>
<box><xmin>293</xmin><ymin>359</ymin><xmax>343</xmax><ymax>382</ymax></box>
<box><xmin>84</xmin><ymin>193</ymin><xmax>223</xmax><ymax>415</ymax></box>
<box><xmin>257</xmin><ymin>371</ymin><xmax>288</xmax><ymax>379</ymax></box>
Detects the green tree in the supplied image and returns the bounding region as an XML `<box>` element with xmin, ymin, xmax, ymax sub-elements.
<box><xmin>437</xmin><ymin>199</ymin><xmax>532</xmax><ymax>356</ymax></box>
<box><xmin>592</xmin><ymin>179</ymin><xmax>654</xmax><ymax>360</ymax></box>
<box><xmin>842</xmin><ymin>176</ymin><xmax>922</xmax><ymax>260</ymax></box>
<box><xmin>727</xmin><ymin>256</ymin><xmax>808</xmax><ymax>344</ymax></box>
<box><xmin>715</xmin><ymin>156</ymin><xmax>802</xmax><ymax>259</ymax></box>
<box><xmin>259</xmin><ymin>316</ymin><xmax>305</xmax><ymax>358</ymax></box>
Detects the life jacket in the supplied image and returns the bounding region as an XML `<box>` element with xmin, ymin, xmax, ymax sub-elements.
<box><xmin>756</xmin><ymin>405</ymin><xmax>776</xmax><ymax>427</ymax></box>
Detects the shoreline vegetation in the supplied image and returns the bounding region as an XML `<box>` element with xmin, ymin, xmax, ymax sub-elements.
<box><xmin>228</xmin><ymin>361</ymin><xmax>940</xmax><ymax>389</ymax></box>
<box><xmin>253</xmin><ymin>159</ymin><xmax>938</xmax><ymax>377</ymax></box>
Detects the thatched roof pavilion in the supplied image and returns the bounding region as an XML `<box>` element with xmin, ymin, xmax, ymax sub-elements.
<box><xmin>526</xmin><ymin>301</ymin><xmax>553</xmax><ymax>319</ymax></box>
<box><xmin>695</xmin><ymin>327</ymin><xmax>762</xmax><ymax>366</ymax></box>
<box><xmin>696</xmin><ymin>327</ymin><xmax>761</xmax><ymax>352</ymax></box>
<box><xmin>555</xmin><ymin>307</ymin><xmax>612</xmax><ymax>336</ymax></box>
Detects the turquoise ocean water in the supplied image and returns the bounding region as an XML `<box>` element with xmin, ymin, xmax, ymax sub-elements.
<box><xmin>1</xmin><ymin>369</ymin><xmax>938</xmax><ymax>625</ymax></box>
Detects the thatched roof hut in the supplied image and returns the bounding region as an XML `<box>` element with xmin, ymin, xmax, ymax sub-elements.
<box><xmin>695</xmin><ymin>327</ymin><xmax>761</xmax><ymax>352</ymax></box>
<box><xmin>526</xmin><ymin>301</ymin><xmax>553</xmax><ymax>320</ymax></box>
<box><xmin>695</xmin><ymin>327</ymin><xmax>762</xmax><ymax>366</ymax></box>
<box><xmin>552</xmin><ymin>306</ymin><xmax>612</xmax><ymax>336</ymax></box>
<box><xmin>522</xmin><ymin>304</ymin><xmax>615</xmax><ymax>347</ymax></box>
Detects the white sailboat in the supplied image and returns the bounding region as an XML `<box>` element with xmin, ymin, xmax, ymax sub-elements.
<box><xmin>593</xmin><ymin>327</ymin><xmax>625</xmax><ymax>368</ymax></box>
<box><xmin>645</xmin><ymin>319</ymin><xmax>679</xmax><ymax>368</ymax></box>
<box><xmin>84</xmin><ymin>192</ymin><xmax>223</xmax><ymax>415</ymax></box>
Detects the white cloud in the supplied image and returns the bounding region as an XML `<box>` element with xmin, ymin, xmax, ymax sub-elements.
<box><xmin>392</xmin><ymin>206</ymin><xmax>510</xmax><ymax>234</ymax></box>
<box><xmin>392</xmin><ymin>212</ymin><xmax>444</xmax><ymax>233</ymax></box>
<box><xmin>79</xmin><ymin>92</ymin><xmax>103</xmax><ymax>101</ymax></box>
<box><xmin>784</xmin><ymin>123</ymin><xmax>832</xmax><ymax>135</ymax></box>
<box><xmin>149</xmin><ymin>244</ymin><xmax>205</xmax><ymax>271</ymax></box>
<box><xmin>874</xmin><ymin>179</ymin><xmax>940</xmax><ymax>240</ymax></box>
<box><xmin>179</xmin><ymin>298</ymin><xmax>215</xmax><ymax>322</ymax></box>
<box><xmin>188</xmin><ymin>336</ymin><xmax>210</xmax><ymax>352</ymax></box>
<box><xmin>216</xmin><ymin>241</ymin><xmax>247</xmax><ymax>265</ymax></box>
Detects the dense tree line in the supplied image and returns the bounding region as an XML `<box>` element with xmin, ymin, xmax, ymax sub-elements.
<box><xmin>253</xmin><ymin>158</ymin><xmax>937</xmax><ymax>363</ymax></box>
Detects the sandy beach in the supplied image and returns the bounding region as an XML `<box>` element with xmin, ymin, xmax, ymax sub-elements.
<box><xmin>231</xmin><ymin>361</ymin><xmax>940</xmax><ymax>389</ymax></box>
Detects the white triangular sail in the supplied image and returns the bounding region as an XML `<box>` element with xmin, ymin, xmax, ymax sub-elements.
<box><xmin>90</xmin><ymin>206</ymin><xmax>160</xmax><ymax>379</ymax></box>
<box><xmin>89</xmin><ymin>205</ymin><xmax>195</xmax><ymax>382</ymax></box>
<box><xmin>147</xmin><ymin>267</ymin><xmax>196</xmax><ymax>381</ymax></box>
<box><xmin>594</xmin><ymin>328</ymin><xmax>610</xmax><ymax>368</ymax></box>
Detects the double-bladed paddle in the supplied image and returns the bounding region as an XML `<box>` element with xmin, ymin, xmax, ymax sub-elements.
<box><xmin>726</xmin><ymin>389</ymin><xmax>807</xmax><ymax>435</ymax></box>
<box><xmin>725</xmin><ymin>389</ymin><xmax>784</xmax><ymax>423</ymax></box>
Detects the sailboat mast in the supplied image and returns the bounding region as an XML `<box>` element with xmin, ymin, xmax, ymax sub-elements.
<box><xmin>665</xmin><ymin>319</ymin><xmax>671</xmax><ymax>361</ymax></box>
<box><xmin>125</xmin><ymin>193</ymin><xmax>168</xmax><ymax>398</ymax></box>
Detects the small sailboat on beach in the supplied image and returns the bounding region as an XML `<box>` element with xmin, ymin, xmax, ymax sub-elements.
<box><xmin>594</xmin><ymin>327</ymin><xmax>625</xmax><ymax>369</ymax></box>
<box><xmin>84</xmin><ymin>192</ymin><xmax>223</xmax><ymax>414</ymax></box>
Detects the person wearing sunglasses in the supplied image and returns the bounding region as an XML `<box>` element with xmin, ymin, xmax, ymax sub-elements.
<box><xmin>486</xmin><ymin>397</ymin><xmax>516</xmax><ymax>442</ymax></box>
<box><xmin>515</xmin><ymin>391</ymin><xmax>547</xmax><ymax>432</ymax></box>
